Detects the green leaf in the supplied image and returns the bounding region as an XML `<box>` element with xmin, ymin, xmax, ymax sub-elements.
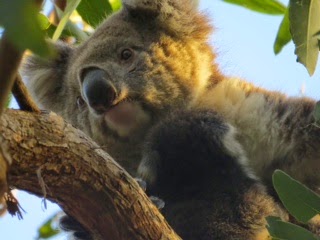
<box><xmin>38</xmin><ymin>13</ymin><xmax>51</xmax><ymax>31</ymax></box>
<box><xmin>289</xmin><ymin>0</ymin><xmax>320</xmax><ymax>76</ymax></box>
<box><xmin>6</xmin><ymin>94</ymin><xmax>11</xmax><ymax>108</ymax></box>
<box><xmin>110</xmin><ymin>0</ymin><xmax>122</xmax><ymax>11</ymax></box>
<box><xmin>45</xmin><ymin>24</ymin><xmax>72</xmax><ymax>40</ymax></box>
<box><xmin>266</xmin><ymin>216</ymin><xmax>319</xmax><ymax>240</ymax></box>
<box><xmin>54</xmin><ymin>7</ymin><xmax>89</xmax><ymax>42</ymax></box>
<box><xmin>0</xmin><ymin>1</ymin><xmax>52</xmax><ymax>57</ymax></box>
<box><xmin>313</xmin><ymin>101</ymin><xmax>320</xmax><ymax>125</ymax></box>
<box><xmin>77</xmin><ymin>0</ymin><xmax>113</xmax><ymax>27</ymax></box>
<box><xmin>36</xmin><ymin>13</ymin><xmax>77</xmax><ymax>40</ymax></box>
<box><xmin>52</xmin><ymin>0</ymin><xmax>82</xmax><ymax>41</ymax></box>
<box><xmin>273</xmin><ymin>170</ymin><xmax>320</xmax><ymax>223</ymax></box>
<box><xmin>222</xmin><ymin>0</ymin><xmax>286</xmax><ymax>15</ymax></box>
<box><xmin>37</xmin><ymin>213</ymin><xmax>60</xmax><ymax>239</ymax></box>
<box><xmin>274</xmin><ymin>8</ymin><xmax>292</xmax><ymax>54</ymax></box>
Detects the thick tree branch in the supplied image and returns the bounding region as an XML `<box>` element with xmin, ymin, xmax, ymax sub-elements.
<box><xmin>0</xmin><ymin>109</ymin><xmax>181</xmax><ymax>240</ymax></box>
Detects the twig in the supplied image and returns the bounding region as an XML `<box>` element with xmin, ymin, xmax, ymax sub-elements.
<box><xmin>0</xmin><ymin>33</ymin><xmax>24</xmax><ymax>116</ymax></box>
<box><xmin>12</xmin><ymin>74</ymin><xmax>40</xmax><ymax>112</ymax></box>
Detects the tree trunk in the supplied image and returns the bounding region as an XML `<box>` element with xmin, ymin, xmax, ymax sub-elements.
<box><xmin>0</xmin><ymin>109</ymin><xmax>181</xmax><ymax>240</ymax></box>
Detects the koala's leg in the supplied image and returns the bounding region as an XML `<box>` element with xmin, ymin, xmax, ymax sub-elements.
<box><xmin>138</xmin><ymin>110</ymin><xmax>287</xmax><ymax>240</ymax></box>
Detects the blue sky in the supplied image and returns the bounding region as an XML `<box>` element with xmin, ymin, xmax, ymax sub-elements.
<box><xmin>1</xmin><ymin>0</ymin><xmax>319</xmax><ymax>239</ymax></box>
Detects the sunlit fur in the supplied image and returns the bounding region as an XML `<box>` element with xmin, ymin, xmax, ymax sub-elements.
<box><xmin>192</xmin><ymin>78</ymin><xmax>319</xmax><ymax>189</ymax></box>
<box><xmin>22</xmin><ymin>0</ymin><xmax>320</xmax><ymax>239</ymax></box>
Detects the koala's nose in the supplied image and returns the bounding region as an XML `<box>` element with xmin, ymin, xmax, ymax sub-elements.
<box><xmin>82</xmin><ymin>68</ymin><xmax>117</xmax><ymax>113</ymax></box>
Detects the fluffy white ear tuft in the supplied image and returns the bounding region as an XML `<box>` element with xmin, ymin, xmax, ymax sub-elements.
<box><xmin>21</xmin><ymin>42</ymin><xmax>72</xmax><ymax>113</ymax></box>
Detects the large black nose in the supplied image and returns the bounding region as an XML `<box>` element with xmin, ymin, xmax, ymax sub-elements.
<box><xmin>82</xmin><ymin>68</ymin><xmax>117</xmax><ymax>113</ymax></box>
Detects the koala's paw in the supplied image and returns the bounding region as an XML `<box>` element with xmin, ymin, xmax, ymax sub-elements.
<box><xmin>135</xmin><ymin>178</ymin><xmax>165</xmax><ymax>209</ymax></box>
<box><xmin>135</xmin><ymin>177</ymin><xmax>147</xmax><ymax>191</ymax></box>
<box><xmin>149</xmin><ymin>196</ymin><xmax>165</xmax><ymax>209</ymax></box>
<box><xmin>60</xmin><ymin>214</ymin><xmax>93</xmax><ymax>240</ymax></box>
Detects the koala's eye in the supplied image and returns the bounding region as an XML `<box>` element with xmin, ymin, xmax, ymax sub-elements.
<box><xmin>77</xmin><ymin>96</ymin><xmax>85</xmax><ymax>110</ymax></box>
<box><xmin>120</xmin><ymin>49</ymin><xmax>133</xmax><ymax>61</ymax></box>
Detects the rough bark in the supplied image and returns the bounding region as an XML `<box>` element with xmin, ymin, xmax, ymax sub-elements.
<box><xmin>0</xmin><ymin>109</ymin><xmax>181</xmax><ymax>240</ymax></box>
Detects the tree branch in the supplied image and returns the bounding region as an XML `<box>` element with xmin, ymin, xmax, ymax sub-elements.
<box><xmin>1</xmin><ymin>109</ymin><xmax>181</xmax><ymax>240</ymax></box>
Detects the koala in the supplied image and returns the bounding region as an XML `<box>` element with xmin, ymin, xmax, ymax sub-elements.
<box><xmin>22</xmin><ymin>0</ymin><xmax>320</xmax><ymax>239</ymax></box>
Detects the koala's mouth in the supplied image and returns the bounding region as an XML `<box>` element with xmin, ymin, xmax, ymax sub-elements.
<box><xmin>103</xmin><ymin>100</ymin><xmax>151</xmax><ymax>137</ymax></box>
<box><xmin>104</xmin><ymin>100</ymin><xmax>137</xmax><ymax>126</ymax></box>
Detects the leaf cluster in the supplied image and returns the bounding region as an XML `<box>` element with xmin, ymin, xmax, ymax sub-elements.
<box><xmin>0</xmin><ymin>0</ymin><xmax>121</xmax><ymax>57</ymax></box>
<box><xmin>268</xmin><ymin>170</ymin><xmax>320</xmax><ymax>240</ymax></box>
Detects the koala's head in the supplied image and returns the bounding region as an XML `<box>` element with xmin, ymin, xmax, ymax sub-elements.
<box><xmin>23</xmin><ymin>0</ymin><xmax>222</xmax><ymax>145</ymax></box>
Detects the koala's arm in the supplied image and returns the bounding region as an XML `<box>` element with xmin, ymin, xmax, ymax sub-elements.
<box><xmin>138</xmin><ymin>110</ymin><xmax>287</xmax><ymax>240</ymax></box>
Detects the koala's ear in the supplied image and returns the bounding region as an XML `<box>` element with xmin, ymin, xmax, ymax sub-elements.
<box><xmin>122</xmin><ymin>0</ymin><xmax>211</xmax><ymax>40</ymax></box>
<box><xmin>21</xmin><ymin>42</ymin><xmax>72</xmax><ymax>113</ymax></box>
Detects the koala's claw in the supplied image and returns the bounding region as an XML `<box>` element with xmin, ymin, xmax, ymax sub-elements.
<box><xmin>135</xmin><ymin>177</ymin><xmax>147</xmax><ymax>191</ymax></box>
<box><xmin>149</xmin><ymin>196</ymin><xmax>165</xmax><ymax>209</ymax></box>
<box><xmin>135</xmin><ymin>178</ymin><xmax>165</xmax><ymax>209</ymax></box>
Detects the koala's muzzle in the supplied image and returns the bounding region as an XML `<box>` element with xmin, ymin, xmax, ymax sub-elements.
<box><xmin>82</xmin><ymin>68</ymin><xmax>117</xmax><ymax>114</ymax></box>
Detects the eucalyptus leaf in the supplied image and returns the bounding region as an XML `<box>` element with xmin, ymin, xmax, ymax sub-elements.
<box><xmin>273</xmin><ymin>170</ymin><xmax>320</xmax><ymax>223</ymax></box>
<box><xmin>222</xmin><ymin>0</ymin><xmax>286</xmax><ymax>15</ymax></box>
<box><xmin>77</xmin><ymin>0</ymin><xmax>113</xmax><ymax>27</ymax></box>
<box><xmin>36</xmin><ymin>12</ymin><xmax>77</xmax><ymax>40</ymax></box>
<box><xmin>45</xmin><ymin>24</ymin><xmax>76</xmax><ymax>40</ymax></box>
<box><xmin>54</xmin><ymin>7</ymin><xmax>89</xmax><ymax>42</ymax></box>
<box><xmin>266</xmin><ymin>216</ymin><xmax>319</xmax><ymax>240</ymax></box>
<box><xmin>36</xmin><ymin>213</ymin><xmax>60</xmax><ymax>239</ymax></box>
<box><xmin>0</xmin><ymin>1</ymin><xmax>51</xmax><ymax>56</ymax></box>
<box><xmin>6</xmin><ymin>94</ymin><xmax>11</xmax><ymax>108</ymax></box>
<box><xmin>38</xmin><ymin>13</ymin><xmax>51</xmax><ymax>31</ymax></box>
<box><xmin>110</xmin><ymin>0</ymin><xmax>122</xmax><ymax>11</ymax></box>
<box><xmin>289</xmin><ymin>0</ymin><xmax>320</xmax><ymax>76</ymax></box>
<box><xmin>274</xmin><ymin>8</ymin><xmax>291</xmax><ymax>54</ymax></box>
<box><xmin>64</xmin><ymin>20</ymin><xmax>89</xmax><ymax>41</ymax></box>
<box><xmin>52</xmin><ymin>0</ymin><xmax>81</xmax><ymax>41</ymax></box>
